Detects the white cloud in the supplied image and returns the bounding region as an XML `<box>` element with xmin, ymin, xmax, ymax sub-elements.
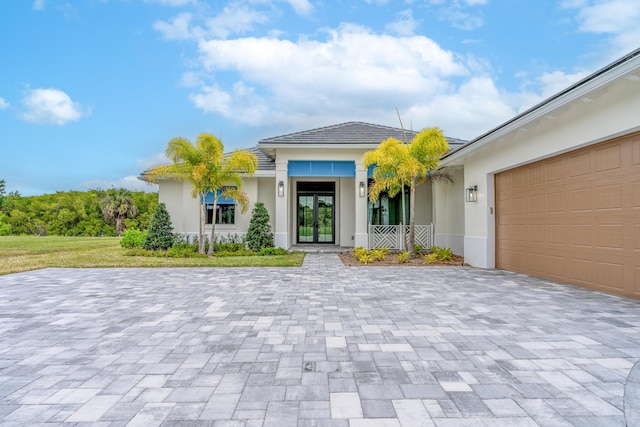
<box><xmin>33</xmin><ymin>0</ymin><xmax>45</xmax><ymax>11</ymax></box>
<box><xmin>564</xmin><ymin>0</ymin><xmax>640</xmax><ymax>58</ymax></box>
<box><xmin>144</xmin><ymin>0</ymin><xmax>194</xmax><ymax>6</ymax></box>
<box><xmin>79</xmin><ymin>176</ymin><xmax>158</xmax><ymax>193</ymax></box>
<box><xmin>206</xmin><ymin>5</ymin><xmax>270</xmax><ymax>39</ymax></box>
<box><xmin>386</xmin><ymin>9</ymin><xmax>419</xmax><ymax>36</ymax></box>
<box><xmin>154</xmin><ymin>5</ymin><xmax>270</xmax><ymax>41</ymax></box>
<box><xmin>0</xmin><ymin>97</ymin><xmax>9</xmax><ymax>110</ymax></box>
<box><xmin>154</xmin><ymin>12</ymin><xmax>199</xmax><ymax>40</ymax></box>
<box><xmin>285</xmin><ymin>0</ymin><xmax>313</xmax><ymax>16</ymax></box>
<box><xmin>136</xmin><ymin>152</ymin><xmax>169</xmax><ymax>170</ymax></box>
<box><xmin>20</xmin><ymin>88</ymin><xmax>90</xmax><ymax>126</ymax></box>
<box><xmin>185</xmin><ymin>24</ymin><xmax>534</xmax><ymax>137</ymax></box>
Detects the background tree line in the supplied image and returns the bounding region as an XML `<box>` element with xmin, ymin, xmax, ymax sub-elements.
<box><xmin>0</xmin><ymin>179</ymin><xmax>158</xmax><ymax>236</ymax></box>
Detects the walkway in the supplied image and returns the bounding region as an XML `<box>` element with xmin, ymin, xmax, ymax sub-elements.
<box><xmin>0</xmin><ymin>254</ymin><xmax>639</xmax><ymax>426</ymax></box>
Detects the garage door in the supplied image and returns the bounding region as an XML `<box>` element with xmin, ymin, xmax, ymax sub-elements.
<box><xmin>496</xmin><ymin>132</ymin><xmax>640</xmax><ymax>299</ymax></box>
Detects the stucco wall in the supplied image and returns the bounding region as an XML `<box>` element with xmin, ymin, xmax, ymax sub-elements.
<box><xmin>432</xmin><ymin>167</ymin><xmax>464</xmax><ymax>255</ymax></box>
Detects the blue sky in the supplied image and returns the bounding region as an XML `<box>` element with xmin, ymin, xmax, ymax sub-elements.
<box><xmin>0</xmin><ymin>0</ymin><xmax>638</xmax><ymax>196</ymax></box>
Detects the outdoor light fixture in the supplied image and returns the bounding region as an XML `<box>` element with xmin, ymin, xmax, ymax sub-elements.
<box><xmin>278</xmin><ymin>181</ymin><xmax>284</xmax><ymax>197</ymax></box>
<box><xmin>359</xmin><ymin>181</ymin><xmax>366</xmax><ymax>197</ymax></box>
<box><xmin>466</xmin><ymin>185</ymin><xmax>478</xmax><ymax>203</ymax></box>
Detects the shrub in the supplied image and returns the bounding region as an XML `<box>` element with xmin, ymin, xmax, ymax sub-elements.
<box><xmin>414</xmin><ymin>244</ymin><xmax>424</xmax><ymax>253</ymax></box>
<box><xmin>397</xmin><ymin>251</ymin><xmax>411</xmax><ymax>264</ymax></box>
<box><xmin>371</xmin><ymin>248</ymin><xmax>388</xmax><ymax>261</ymax></box>
<box><xmin>352</xmin><ymin>246</ymin><xmax>369</xmax><ymax>259</ymax></box>
<box><xmin>258</xmin><ymin>247</ymin><xmax>288</xmax><ymax>256</ymax></box>
<box><xmin>246</xmin><ymin>202</ymin><xmax>274</xmax><ymax>252</ymax></box>
<box><xmin>143</xmin><ymin>203</ymin><xmax>174</xmax><ymax>251</ymax></box>
<box><xmin>120</xmin><ymin>229</ymin><xmax>147</xmax><ymax>249</ymax></box>
<box><xmin>423</xmin><ymin>253</ymin><xmax>439</xmax><ymax>264</ymax></box>
<box><xmin>430</xmin><ymin>246</ymin><xmax>454</xmax><ymax>262</ymax></box>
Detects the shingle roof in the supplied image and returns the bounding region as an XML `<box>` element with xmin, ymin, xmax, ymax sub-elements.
<box><xmin>246</xmin><ymin>146</ymin><xmax>275</xmax><ymax>171</ymax></box>
<box><xmin>258</xmin><ymin>121</ymin><xmax>467</xmax><ymax>149</ymax></box>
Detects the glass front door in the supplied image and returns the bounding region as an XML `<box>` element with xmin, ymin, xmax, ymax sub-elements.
<box><xmin>297</xmin><ymin>183</ymin><xmax>334</xmax><ymax>244</ymax></box>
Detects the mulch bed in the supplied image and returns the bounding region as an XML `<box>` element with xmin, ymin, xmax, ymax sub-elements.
<box><xmin>338</xmin><ymin>252</ymin><xmax>466</xmax><ymax>267</ymax></box>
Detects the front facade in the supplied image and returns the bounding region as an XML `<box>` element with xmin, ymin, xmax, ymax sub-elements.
<box><xmin>156</xmin><ymin>122</ymin><xmax>465</xmax><ymax>249</ymax></box>
<box><xmin>435</xmin><ymin>48</ymin><xmax>640</xmax><ymax>299</ymax></box>
<box><xmin>150</xmin><ymin>48</ymin><xmax>640</xmax><ymax>299</ymax></box>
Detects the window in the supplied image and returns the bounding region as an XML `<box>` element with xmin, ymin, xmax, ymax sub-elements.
<box><xmin>202</xmin><ymin>187</ymin><xmax>236</xmax><ymax>225</ymax></box>
<box><xmin>367</xmin><ymin>182</ymin><xmax>410</xmax><ymax>225</ymax></box>
<box><xmin>206</xmin><ymin>204</ymin><xmax>235</xmax><ymax>225</ymax></box>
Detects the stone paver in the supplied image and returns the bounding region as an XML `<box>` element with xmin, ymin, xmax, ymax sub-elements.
<box><xmin>0</xmin><ymin>253</ymin><xmax>639</xmax><ymax>426</ymax></box>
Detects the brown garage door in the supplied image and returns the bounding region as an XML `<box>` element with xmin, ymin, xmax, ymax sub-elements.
<box><xmin>496</xmin><ymin>131</ymin><xmax>640</xmax><ymax>299</ymax></box>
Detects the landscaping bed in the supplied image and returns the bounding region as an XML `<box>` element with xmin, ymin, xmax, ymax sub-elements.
<box><xmin>339</xmin><ymin>251</ymin><xmax>466</xmax><ymax>266</ymax></box>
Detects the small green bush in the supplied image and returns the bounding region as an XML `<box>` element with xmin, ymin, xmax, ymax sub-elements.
<box><xmin>120</xmin><ymin>229</ymin><xmax>147</xmax><ymax>249</ymax></box>
<box><xmin>423</xmin><ymin>253</ymin><xmax>439</xmax><ymax>264</ymax></box>
<box><xmin>143</xmin><ymin>203</ymin><xmax>174</xmax><ymax>251</ymax></box>
<box><xmin>371</xmin><ymin>248</ymin><xmax>388</xmax><ymax>261</ymax></box>
<box><xmin>430</xmin><ymin>246</ymin><xmax>454</xmax><ymax>262</ymax></box>
<box><xmin>259</xmin><ymin>247</ymin><xmax>288</xmax><ymax>256</ymax></box>
<box><xmin>414</xmin><ymin>244</ymin><xmax>424</xmax><ymax>253</ymax></box>
<box><xmin>397</xmin><ymin>251</ymin><xmax>411</xmax><ymax>263</ymax></box>
<box><xmin>246</xmin><ymin>202</ymin><xmax>274</xmax><ymax>251</ymax></box>
<box><xmin>352</xmin><ymin>246</ymin><xmax>368</xmax><ymax>259</ymax></box>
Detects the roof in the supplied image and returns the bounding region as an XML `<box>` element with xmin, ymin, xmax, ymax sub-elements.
<box><xmin>245</xmin><ymin>146</ymin><xmax>275</xmax><ymax>171</ymax></box>
<box><xmin>258</xmin><ymin>121</ymin><xmax>467</xmax><ymax>149</ymax></box>
<box><xmin>442</xmin><ymin>47</ymin><xmax>640</xmax><ymax>164</ymax></box>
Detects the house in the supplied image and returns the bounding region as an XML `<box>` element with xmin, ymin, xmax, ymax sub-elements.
<box><xmin>434</xmin><ymin>47</ymin><xmax>640</xmax><ymax>299</ymax></box>
<box><xmin>149</xmin><ymin>47</ymin><xmax>639</xmax><ymax>299</ymax></box>
<box><xmin>153</xmin><ymin>122</ymin><xmax>466</xmax><ymax>250</ymax></box>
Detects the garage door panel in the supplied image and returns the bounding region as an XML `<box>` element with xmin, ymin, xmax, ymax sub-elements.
<box><xmin>569</xmin><ymin>188</ymin><xmax>592</xmax><ymax>212</ymax></box>
<box><xmin>569</xmin><ymin>151</ymin><xmax>592</xmax><ymax>176</ymax></box>
<box><xmin>595</xmin><ymin>224</ymin><xmax>624</xmax><ymax>249</ymax></box>
<box><xmin>568</xmin><ymin>259</ymin><xmax>593</xmax><ymax>284</ymax></box>
<box><xmin>570</xmin><ymin>224</ymin><xmax>593</xmax><ymax>247</ymax></box>
<box><xmin>596</xmin><ymin>184</ymin><xmax>622</xmax><ymax>210</ymax></box>
<box><xmin>595</xmin><ymin>144</ymin><xmax>622</xmax><ymax>172</ymax></box>
<box><xmin>633</xmin><ymin>182</ymin><xmax>640</xmax><ymax>207</ymax></box>
<box><xmin>496</xmin><ymin>131</ymin><xmax>639</xmax><ymax>299</ymax></box>
<box><xmin>633</xmin><ymin>138</ymin><xmax>640</xmax><ymax>164</ymax></box>
<box><xmin>546</xmin><ymin>193</ymin><xmax>564</xmax><ymax>213</ymax></box>
<box><xmin>597</xmin><ymin>262</ymin><xmax>624</xmax><ymax>290</ymax></box>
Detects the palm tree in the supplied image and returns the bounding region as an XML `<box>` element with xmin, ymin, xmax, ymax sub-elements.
<box><xmin>363</xmin><ymin>127</ymin><xmax>449</xmax><ymax>254</ymax></box>
<box><xmin>98</xmin><ymin>188</ymin><xmax>139</xmax><ymax>236</ymax></box>
<box><xmin>145</xmin><ymin>133</ymin><xmax>258</xmax><ymax>255</ymax></box>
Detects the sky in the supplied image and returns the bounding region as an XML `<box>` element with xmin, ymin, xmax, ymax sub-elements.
<box><xmin>0</xmin><ymin>0</ymin><xmax>638</xmax><ymax>196</ymax></box>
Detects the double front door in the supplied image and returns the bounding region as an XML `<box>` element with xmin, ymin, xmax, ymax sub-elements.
<box><xmin>297</xmin><ymin>182</ymin><xmax>334</xmax><ymax>244</ymax></box>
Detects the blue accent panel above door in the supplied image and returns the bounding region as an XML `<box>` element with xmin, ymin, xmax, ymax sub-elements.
<box><xmin>288</xmin><ymin>161</ymin><xmax>355</xmax><ymax>177</ymax></box>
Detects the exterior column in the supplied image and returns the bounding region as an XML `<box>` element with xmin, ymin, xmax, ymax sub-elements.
<box><xmin>274</xmin><ymin>159</ymin><xmax>289</xmax><ymax>249</ymax></box>
<box><xmin>354</xmin><ymin>161</ymin><xmax>369</xmax><ymax>248</ymax></box>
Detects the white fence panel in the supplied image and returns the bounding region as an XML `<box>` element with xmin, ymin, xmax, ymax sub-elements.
<box><xmin>368</xmin><ymin>224</ymin><xmax>433</xmax><ymax>250</ymax></box>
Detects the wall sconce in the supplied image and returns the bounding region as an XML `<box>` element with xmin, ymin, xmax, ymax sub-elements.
<box><xmin>466</xmin><ymin>185</ymin><xmax>478</xmax><ymax>203</ymax></box>
<box><xmin>277</xmin><ymin>181</ymin><xmax>284</xmax><ymax>197</ymax></box>
<box><xmin>359</xmin><ymin>181</ymin><xmax>366</xmax><ymax>197</ymax></box>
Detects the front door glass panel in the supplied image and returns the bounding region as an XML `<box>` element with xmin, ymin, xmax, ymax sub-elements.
<box><xmin>297</xmin><ymin>182</ymin><xmax>335</xmax><ymax>244</ymax></box>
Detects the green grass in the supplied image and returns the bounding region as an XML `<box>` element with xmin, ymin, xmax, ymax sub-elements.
<box><xmin>0</xmin><ymin>236</ymin><xmax>305</xmax><ymax>276</ymax></box>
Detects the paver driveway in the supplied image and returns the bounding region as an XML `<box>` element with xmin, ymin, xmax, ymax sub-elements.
<box><xmin>0</xmin><ymin>254</ymin><xmax>639</xmax><ymax>426</ymax></box>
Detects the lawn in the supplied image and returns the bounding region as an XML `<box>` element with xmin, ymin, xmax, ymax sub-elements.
<box><xmin>0</xmin><ymin>236</ymin><xmax>305</xmax><ymax>276</ymax></box>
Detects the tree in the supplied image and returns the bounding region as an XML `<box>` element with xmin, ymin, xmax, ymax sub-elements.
<box><xmin>246</xmin><ymin>202</ymin><xmax>274</xmax><ymax>251</ymax></box>
<box><xmin>145</xmin><ymin>133</ymin><xmax>258</xmax><ymax>255</ymax></box>
<box><xmin>363</xmin><ymin>127</ymin><xmax>450</xmax><ymax>254</ymax></box>
<box><xmin>143</xmin><ymin>203</ymin><xmax>174</xmax><ymax>250</ymax></box>
<box><xmin>99</xmin><ymin>188</ymin><xmax>139</xmax><ymax>236</ymax></box>
<box><xmin>0</xmin><ymin>179</ymin><xmax>5</xmax><ymax>209</ymax></box>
